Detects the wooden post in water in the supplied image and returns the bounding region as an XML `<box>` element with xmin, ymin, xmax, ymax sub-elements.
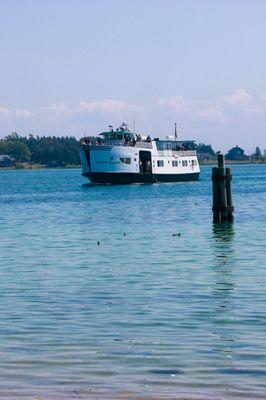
<box><xmin>225</xmin><ymin>167</ymin><xmax>234</xmax><ymax>222</ymax></box>
<box><xmin>212</xmin><ymin>154</ymin><xmax>234</xmax><ymax>223</ymax></box>
<box><xmin>217</xmin><ymin>154</ymin><xmax>228</xmax><ymax>222</ymax></box>
<box><xmin>212</xmin><ymin>167</ymin><xmax>220</xmax><ymax>223</ymax></box>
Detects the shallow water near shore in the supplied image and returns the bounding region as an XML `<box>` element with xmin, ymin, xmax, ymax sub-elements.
<box><xmin>0</xmin><ymin>164</ymin><xmax>265</xmax><ymax>399</ymax></box>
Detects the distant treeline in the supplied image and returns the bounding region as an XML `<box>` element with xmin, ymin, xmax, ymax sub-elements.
<box><xmin>0</xmin><ymin>133</ymin><xmax>264</xmax><ymax>166</ymax></box>
<box><xmin>0</xmin><ymin>133</ymin><xmax>80</xmax><ymax>166</ymax></box>
<box><xmin>1</xmin><ymin>133</ymin><xmax>218</xmax><ymax>166</ymax></box>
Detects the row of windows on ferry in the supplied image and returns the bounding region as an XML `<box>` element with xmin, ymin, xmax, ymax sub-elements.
<box><xmin>120</xmin><ymin>157</ymin><xmax>198</xmax><ymax>166</ymax></box>
<box><xmin>157</xmin><ymin>159</ymin><xmax>198</xmax><ymax>167</ymax></box>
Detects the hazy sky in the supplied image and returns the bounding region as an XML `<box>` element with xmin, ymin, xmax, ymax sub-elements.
<box><xmin>0</xmin><ymin>0</ymin><xmax>265</xmax><ymax>152</ymax></box>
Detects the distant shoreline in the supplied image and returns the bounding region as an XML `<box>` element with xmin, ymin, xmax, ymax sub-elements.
<box><xmin>0</xmin><ymin>164</ymin><xmax>81</xmax><ymax>171</ymax></box>
<box><xmin>199</xmin><ymin>159</ymin><xmax>266</xmax><ymax>165</ymax></box>
<box><xmin>0</xmin><ymin>160</ymin><xmax>265</xmax><ymax>171</ymax></box>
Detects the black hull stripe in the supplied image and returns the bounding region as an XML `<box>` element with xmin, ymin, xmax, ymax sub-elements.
<box><xmin>82</xmin><ymin>172</ymin><xmax>200</xmax><ymax>184</ymax></box>
<box><xmin>83</xmin><ymin>148</ymin><xmax>91</xmax><ymax>171</ymax></box>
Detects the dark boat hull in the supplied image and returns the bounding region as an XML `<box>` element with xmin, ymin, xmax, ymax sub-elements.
<box><xmin>83</xmin><ymin>172</ymin><xmax>200</xmax><ymax>184</ymax></box>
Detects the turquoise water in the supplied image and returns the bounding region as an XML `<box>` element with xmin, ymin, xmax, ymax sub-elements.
<box><xmin>0</xmin><ymin>165</ymin><xmax>265</xmax><ymax>399</ymax></box>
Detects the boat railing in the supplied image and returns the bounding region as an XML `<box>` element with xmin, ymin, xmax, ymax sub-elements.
<box><xmin>104</xmin><ymin>140</ymin><xmax>125</xmax><ymax>146</ymax></box>
<box><xmin>80</xmin><ymin>138</ymin><xmax>153</xmax><ymax>149</ymax></box>
<box><xmin>175</xmin><ymin>150</ymin><xmax>197</xmax><ymax>157</ymax></box>
<box><xmin>81</xmin><ymin>138</ymin><xmax>195</xmax><ymax>154</ymax></box>
<box><xmin>157</xmin><ymin>150</ymin><xmax>197</xmax><ymax>157</ymax></box>
<box><xmin>103</xmin><ymin>141</ymin><xmax>152</xmax><ymax>148</ymax></box>
<box><xmin>134</xmin><ymin>142</ymin><xmax>152</xmax><ymax>149</ymax></box>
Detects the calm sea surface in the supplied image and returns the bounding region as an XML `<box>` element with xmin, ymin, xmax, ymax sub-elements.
<box><xmin>0</xmin><ymin>165</ymin><xmax>265</xmax><ymax>399</ymax></box>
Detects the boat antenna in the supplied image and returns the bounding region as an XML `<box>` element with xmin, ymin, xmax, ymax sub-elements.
<box><xmin>174</xmin><ymin>122</ymin><xmax>177</xmax><ymax>140</ymax></box>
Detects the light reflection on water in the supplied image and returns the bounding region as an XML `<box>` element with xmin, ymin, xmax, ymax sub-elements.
<box><xmin>0</xmin><ymin>165</ymin><xmax>265</xmax><ymax>399</ymax></box>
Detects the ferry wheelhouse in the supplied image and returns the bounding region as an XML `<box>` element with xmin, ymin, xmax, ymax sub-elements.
<box><xmin>80</xmin><ymin>123</ymin><xmax>200</xmax><ymax>184</ymax></box>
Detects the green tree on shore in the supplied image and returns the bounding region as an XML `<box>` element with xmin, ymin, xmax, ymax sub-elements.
<box><xmin>196</xmin><ymin>143</ymin><xmax>216</xmax><ymax>156</ymax></box>
<box><xmin>7</xmin><ymin>141</ymin><xmax>31</xmax><ymax>162</ymax></box>
<box><xmin>251</xmin><ymin>146</ymin><xmax>262</xmax><ymax>160</ymax></box>
<box><xmin>0</xmin><ymin>133</ymin><xmax>80</xmax><ymax>166</ymax></box>
<box><xmin>1</xmin><ymin>133</ymin><xmax>31</xmax><ymax>162</ymax></box>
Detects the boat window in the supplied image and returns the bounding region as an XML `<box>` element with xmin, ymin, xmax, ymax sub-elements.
<box><xmin>172</xmin><ymin>160</ymin><xmax>178</xmax><ymax>167</ymax></box>
<box><xmin>157</xmin><ymin>160</ymin><xmax>164</xmax><ymax>167</ymax></box>
<box><xmin>192</xmin><ymin>159</ymin><xmax>197</xmax><ymax>166</ymax></box>
<box><xmin>120</xmin><ymin>157</ymin><xmax>131</xmax><ymax>164</ymax></box>
<box><xmin>156</xmin><ymin>142</ymin><xmax>173</xmax><ymax>151</ymax></box>
<box><xmin>156</xmin><ymin>142</ymin><xmax>163</xmax><ymax>151</ymax></box>
<box><xmin>182</xmin><ymin>160</ymin><xmax>188</xmax><ymax>166</ymax></box>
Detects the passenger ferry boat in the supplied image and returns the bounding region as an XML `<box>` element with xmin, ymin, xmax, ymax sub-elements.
<box><xmin>80</xmin><ymin>123</ymin><xmax>200</xmax><ymax>184</ymax></box>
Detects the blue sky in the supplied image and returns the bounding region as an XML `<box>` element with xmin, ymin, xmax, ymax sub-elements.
<box><xmin>0</xmin><ymin>0</ymin><xmax>265</xmax><ymax>152</ymax></box>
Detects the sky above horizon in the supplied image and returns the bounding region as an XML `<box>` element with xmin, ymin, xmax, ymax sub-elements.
<box><xmin>0</xmin><ymin>0</ymin><xmax>265</xmax><ymax>152</ymax></box>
